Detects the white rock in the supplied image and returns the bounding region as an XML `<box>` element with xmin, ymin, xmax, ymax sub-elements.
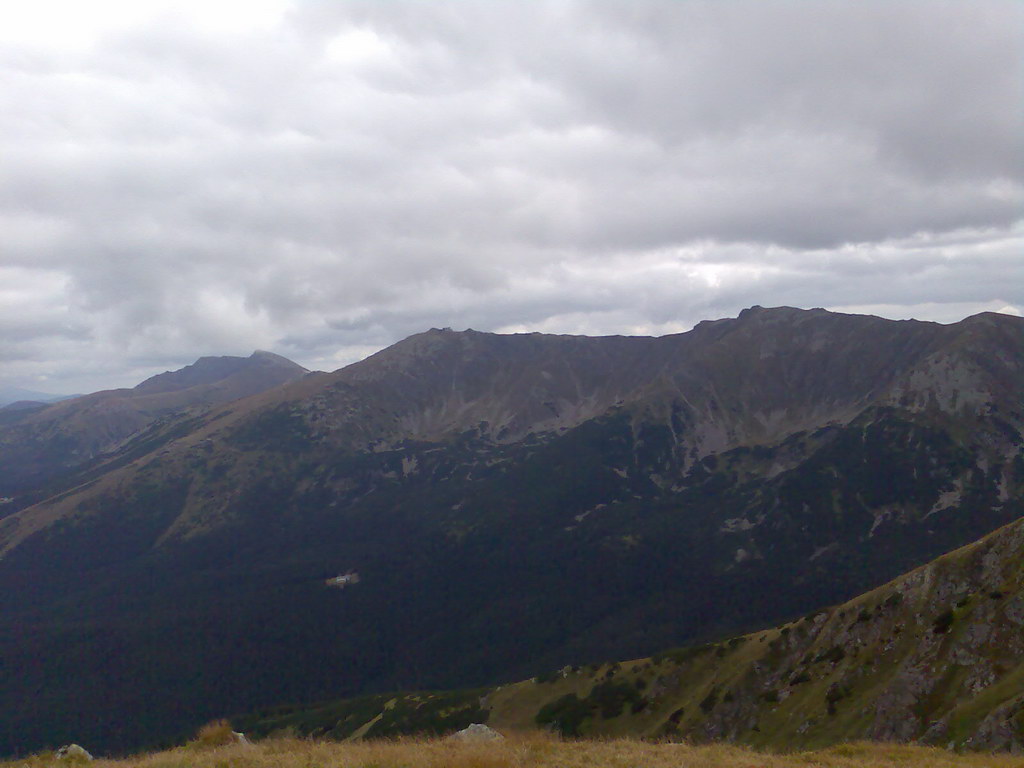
<box><xmin>55</xmin><ymin>744</ymin><xmax>93</xmax><ymax>761</ymax></box>
<box><xmin>449</xmin><ymin>723</ymin><xmax>504</xmax><ymax>742</ymax></box>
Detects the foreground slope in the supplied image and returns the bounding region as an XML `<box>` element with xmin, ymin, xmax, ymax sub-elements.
<box><xmin>9</xmin><ymin>736</ymin><xmax>1024</xmax><ymax>768</ymax></box>
<box><xmin>241</xmin><ymin>517</ymin><xmax>1024</xmax><ymax>752</ymax></box>
<box><xmin>0</xmin><ymin>308</ymin><xmax>1021</xmax><ymax>753</ymax></box>
<box><xmin>12</xmin><ymin>737</ymin><xmax>1024</xmax><ymax>765</ymax></box>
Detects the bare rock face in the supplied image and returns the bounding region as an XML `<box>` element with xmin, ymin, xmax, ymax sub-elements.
<box><xmin>968</xmin><ymin>696</ymin><xmax>1024</xmax><ymax>752</ymax></box>
<box><xmin>449</xmin><ymin>723</ymin><xmax>504</xmax><ymax>742</ymax></box>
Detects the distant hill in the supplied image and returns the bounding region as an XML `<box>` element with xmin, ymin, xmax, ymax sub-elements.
<box><xmin>238</xmin><ymin>516</ymin><xmax>1024</xmax><ymax>752</ymax></box>
<box><xmin>0</xmin><ymin>307</ymin><xmax>1020</xmax><ymax>754</ymax></box>
<box><xmin>0</xmin><ymin>388</ymin><xmax>77</xmax><ymax>408</ymax></box>
<box><xmin>0</xmin><ymin>400</ymin><xmax>51</xmax><ymax>414</ymax></box>
<box><xmin>0</xmin><ymin>350</ymin><xmax>308</xmax><ymax>502</ymax></box>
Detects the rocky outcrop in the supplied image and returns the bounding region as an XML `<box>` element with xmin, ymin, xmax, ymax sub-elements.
<box><xmin>449</xmin><ymin>724</ymin><xmax>504</xmax><ymax>742</ymax></box>
<box><xmin>55</xmin><ymin>744</ymin><xmax>92</xmax><ymax>761</ymax></box>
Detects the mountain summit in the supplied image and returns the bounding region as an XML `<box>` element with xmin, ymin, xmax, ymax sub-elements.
<box><xmin>0</xmin><ymin>308</ymin><xmax>1021</xmax><ymax>754</ymax></box>
<box><xmin>0</xmin><ymin>350</ymin><xmax>308</xmax><ymax>502</ymax></box>
<box><xmin>132</xmin><ymin>350</ymin><xmax>306</xmax><ymax>395</ymax></box>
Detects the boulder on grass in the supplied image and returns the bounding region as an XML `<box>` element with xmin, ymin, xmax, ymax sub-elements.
<box><xmin>449</xmin><ymin>723</ymin><xmax>504</xmax><ymax>742</ymax></box>
<box><xmin>55</xmin><ymin>744</ymin><xmax>93</xmax><ymax>761</ymax></box>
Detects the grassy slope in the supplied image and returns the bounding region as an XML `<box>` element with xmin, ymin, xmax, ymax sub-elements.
<box><xmin>239</xmin><ymin>516</ymin><xmax>1024</xmax><ymax>752</ymax></box>
<box><xmin>8</xmin><ymin>735</ymin><xmax>1024</xmax><ymax>768</ymax></box>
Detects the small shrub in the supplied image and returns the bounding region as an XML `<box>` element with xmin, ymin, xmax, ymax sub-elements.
<box><xmin>1012</xmin><ymin>703</ymin><xmax>1024</xmax><ymax>736</ymax></box>
<box><xmin>825</xmin><ymin>683</ymin><xmax>848</xmax><ymax>703</ymax></box>
<box><xmin>535</xmin><ymin>694</ymin><xmax>590</xmax><ymax>737</ymax></box>
<box><xmin>652</xmin><ymin>643</ymin><xmax>714</xmax><ymax>665</ymax></box>
<box><xmin>535</xmin><ymin>669</ymin><xmax>560</xmax><ymax>684</ymax></box>
<box><xmin>825</xmin><ymin>682</ymin><xmax>850</xmax><ymax>716</ymax></box>
<box><xmin>699</xmin><ymin>687</ymin><xmax>719</xmax><ymax>714</ymax></box>
<box><xmin>882</xmin><ymin>592</ymin><xmax>904</xmax><ymax>610</ymax></box>
<box><xmin>588</xmin><ymin>680</ymin><xmax>642</xmax><ymax>719</ymax></box>
<box><xmin>192</xmin><ymin>719</ymin><xmax>236</xmax><ymax>748</ymax></box>
<box><xmin>815</xmin><ymin>645</ymin><xmax>846</xmax><ymax>664</ymax></box>
<box><xmin>933</xmin><ymin>609</ymin><xmax>956</xmax><ymax>634</ymax></box>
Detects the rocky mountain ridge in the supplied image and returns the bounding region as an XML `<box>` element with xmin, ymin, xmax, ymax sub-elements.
<box><xmin>0</xmin><ymin>307</ymin><xmax>1020</xmax><ymax>754</ymax></box>
<box><xmin>15</xmin><ymin>305</ymin><xmax>1013</xmax><ymax>554</ymax></box>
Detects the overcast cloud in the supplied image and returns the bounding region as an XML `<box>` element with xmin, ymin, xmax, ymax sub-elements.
<box><xmin>1</xmin><ymin>0</ymin><xmax>1021</xmax><ymax>393</ymax></box>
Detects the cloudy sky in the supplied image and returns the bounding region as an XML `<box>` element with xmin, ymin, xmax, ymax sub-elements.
<box><xmin>1</xmin><ymin>0</ymin><xmax>1021</xmax><ymax>394</ymax></box>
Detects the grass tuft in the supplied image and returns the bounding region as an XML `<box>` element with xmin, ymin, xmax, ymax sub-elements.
<box><xmin>190</xmin><ymin>719</ymin><xmax>238</xmax><ymax>749</ymax></box>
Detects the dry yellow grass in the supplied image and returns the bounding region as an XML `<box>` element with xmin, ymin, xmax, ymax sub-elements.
<box><xmin>190</xmin><ymin>720</ymin><xmax>237</xmax><ymax>749</ymax></box>
<box><xmin>7</xmin><ymin>734</ymin><xmax>1024</xmax><ymax>768</ymax></box>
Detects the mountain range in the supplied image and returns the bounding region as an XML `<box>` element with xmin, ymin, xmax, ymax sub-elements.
<box><xmin>0</xmin><ymin>388</ymin><xmax>77</xmax><ymax>409</ymax></box>
<box><xmin>0</xmin><ymin>306</ymin><xmax>1021</xmax><ymax>755</ymax></box>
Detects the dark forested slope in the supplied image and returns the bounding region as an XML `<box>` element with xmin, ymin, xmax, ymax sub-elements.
<box><xmin>0</xmin><ymin>307</ymin><xmax>1021</xmax><ymax>754</ymax></box>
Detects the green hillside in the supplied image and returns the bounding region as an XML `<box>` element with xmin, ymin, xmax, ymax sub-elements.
<box><xmin>238</xmin><ymin>516</ymin><xmax>1024</xmax><ymax>752</ymax></box>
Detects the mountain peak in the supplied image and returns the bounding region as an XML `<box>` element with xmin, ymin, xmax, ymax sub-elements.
<box><xmin>735</xmin><ymin>305</ymin><xmax>833</xmax><ymax>322</ymax></box>
<box><xmin>960</xmin><ymin>310</ymin><xmax>1024</xmax><ymax>327</ymax></box>
<box><xmin>134</xmin><ymin>352</ymin><xmax>306</xmax><ymax>395</ymax></box>
<box><xmin>250</xmin><ymin>349</ymin><xmax>309</xmax><ymax>370</ymax></box>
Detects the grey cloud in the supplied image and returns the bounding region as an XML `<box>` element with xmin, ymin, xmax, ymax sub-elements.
<box><xmin>0</xmin><ymin>0</ymin><xmax>1020</xmax><ymax>392</ymax></box>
